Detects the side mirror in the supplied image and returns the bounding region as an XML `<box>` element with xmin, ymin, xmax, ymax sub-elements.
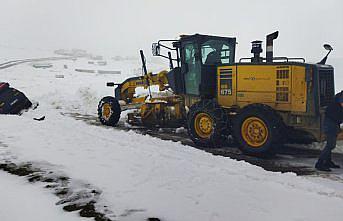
<box><xmin>318</xmin><ymin>44</ymin><xmax>333</xmax><ymax>65</ymax></box>
<box><xmin>152</xmin><ymin>43</ymin><xmax>160</xmax><ymax>56</ymax></box>
<box><xmin>324</xmin><ymin>44</ymin><xmax>333</xmax><ymax>51</ymax></box>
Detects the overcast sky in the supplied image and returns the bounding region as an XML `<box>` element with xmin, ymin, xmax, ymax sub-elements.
<box><xmin>0</xmin><ymin>0</ymin><xmax>342</xmax><ymax>61</ymax></box>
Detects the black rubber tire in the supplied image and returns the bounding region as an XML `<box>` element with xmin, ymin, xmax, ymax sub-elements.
<box><xmin>232</xmin><ymin>104</ymin><xmax>283</xmax><ymax>155</ymax></box>
<box><xmin>187</xmin><ymin>99</ymin><xmax>228</xmax><ymax>148</ymax></box>
<box><xmin>98</xmin><ymin>96</ymin><xmax>121</xmax><ymax>126</ymax></box>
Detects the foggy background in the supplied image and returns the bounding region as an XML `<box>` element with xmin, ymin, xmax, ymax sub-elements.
<box><xmin>0</xmin><ymin>0</ymin><xmax>342</xmax><ymax>62</ymax></box>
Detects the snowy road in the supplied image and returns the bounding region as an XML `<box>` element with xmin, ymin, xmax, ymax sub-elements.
<box><xmin>67</xmin><ymin>111</ymin><xmax>343</xmax><ymax>177</ymax></box>
<box><xmin>1</xmin><ymin>56</ymin><xmax>343</xmax><ymax>221</ymax></box>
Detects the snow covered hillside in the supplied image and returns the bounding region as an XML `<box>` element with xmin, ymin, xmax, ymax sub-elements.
<box><xmin>1</xmin><ymin>52</ymin><xmax>343</xmax><ymax>221</ymax></box>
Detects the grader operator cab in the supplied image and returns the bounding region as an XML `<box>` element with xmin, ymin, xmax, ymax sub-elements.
<box><xmin>98</xmin><ymin>31</ymin><xmax>341</xmax><ymax>155</ymax></box>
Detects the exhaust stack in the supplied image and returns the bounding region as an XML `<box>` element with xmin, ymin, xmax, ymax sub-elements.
<box><xmin>266</xmin><ymin>31</ymin><xmax>279</xmax><ymax>62</ymax></box>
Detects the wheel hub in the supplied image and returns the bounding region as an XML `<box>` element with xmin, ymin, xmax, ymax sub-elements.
<box><xmin>194</xmin><ymin>113</ymin><xmax>214</xmax><ymax>139</ymax></box>
<box><xmin>241</xmin><ymin>117</ymin><xmax>268</xmax><ymax>147</ymax></box>
<box><xmin>102</xmin><ymin>103</ymin><xmax>112</xmax><ymax>121</ymax></box>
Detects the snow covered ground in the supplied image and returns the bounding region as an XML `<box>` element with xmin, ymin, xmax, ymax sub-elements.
<box><xmin>1</xmin><ymin>51</ymin><xmax>343</xmax><ymax>221</ymax></box>
<box><xmin>0</xmin><ymin>171</ymin><xmax>88</xmax><ymax>221</ymax></box>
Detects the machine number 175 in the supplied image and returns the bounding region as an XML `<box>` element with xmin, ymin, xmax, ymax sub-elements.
<box><xmin>220</xmin><ymin>89</ymin><xmax>232</xmax><ymax>96</ymax></box>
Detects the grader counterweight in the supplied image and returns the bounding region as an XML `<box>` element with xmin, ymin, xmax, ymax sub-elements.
<box><xmin>98</xmin><ymin>31</ymin><xmax>342</xmax><ymax>155</ymax></box>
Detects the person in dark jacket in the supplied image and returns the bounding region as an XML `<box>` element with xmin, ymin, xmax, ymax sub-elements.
<box><xmin>205</xmin><ymin>44</ymin><xmax>222</xmax><ymax>65</ymax></box>
<box><xmin>315</xmin><ymin>91</ymin><xmax>343</xmax><ymax>171</ymax></box>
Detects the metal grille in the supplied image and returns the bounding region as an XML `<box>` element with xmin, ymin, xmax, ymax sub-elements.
<box><xmin>276</xmin><ymin>69</ymin><xmax>290</xmax><ymax>102</ymax></box>
<box><xmin>276</xmin><ymin>87</ymin><xmax>289</xmax><ymax>102</ymax></box>
<box><xmin>219</xmin><ymin>69</ymin><xmax>233</xmax><ymax>96</ymax></box>
<box><xmin>318</xmin><ymin>68</ymin><xmax>334</xmax><ymax>107</ymax></box>
<box><xmin>276</xmin><ymin>69</ymin><xmax>290</xmax><ymax>79</ymax></box>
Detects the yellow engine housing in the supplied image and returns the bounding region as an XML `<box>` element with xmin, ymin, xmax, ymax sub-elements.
<box><xmin>217</xmin><ymin>64</ymin><xmax>307</xmax><ymax>113</ymax></box>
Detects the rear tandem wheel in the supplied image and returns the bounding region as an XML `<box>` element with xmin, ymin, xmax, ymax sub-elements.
<box><xmin>232</xmin><ymin>104</ymin><xmax>283</xmax><ymax>155</ymax></box>
<box><xmin>187</xmin><ymin>100</ymin><xmax>229</xmax><ymax>147</ymax></box>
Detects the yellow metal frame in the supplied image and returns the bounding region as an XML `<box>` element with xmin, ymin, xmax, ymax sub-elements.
<box><xmin>120</xmin><ymin>70</ymin><xmax>169</xmax><ymax>102</ymax></box>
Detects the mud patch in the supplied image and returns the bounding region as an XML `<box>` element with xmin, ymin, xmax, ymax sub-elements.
<box><xmin>120</xmin><ymin>209</ymin><xmax>146</xmax><ymax>217</ymax></box>
<box><xmin>0</xmin><ymin>162</ymin><xmax>38</xmax><ymax>176</ymax></box>
<box><xmin>0</xmin><ymin>161</ymin><xmax>114</xmax><ymax>221</ymax></box>
<box><xmin>0</xmin><ymin>159</ymin><xmax>162</xmax><ymax>221</ymax></box>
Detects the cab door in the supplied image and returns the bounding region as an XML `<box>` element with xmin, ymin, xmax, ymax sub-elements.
<box><xmin>181</xmin><ymin>42</ymin><xmax>202</xmax><ymax>96</ymax></box>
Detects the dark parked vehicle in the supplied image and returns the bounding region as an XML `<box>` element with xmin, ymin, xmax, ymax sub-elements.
<box><xmin>0</xmin><ymin>82</ymin><xmax>32</xmax><ymax>115</ymax></box>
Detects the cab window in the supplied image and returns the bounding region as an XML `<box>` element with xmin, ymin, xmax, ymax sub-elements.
<box><xmin>201</xmin><ymin>40</ymin><xmax>232</xmax><ymax>65</ymax></box>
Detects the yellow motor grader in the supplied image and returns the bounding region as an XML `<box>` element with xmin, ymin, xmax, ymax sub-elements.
<box><xmin>98</xmin><ymin>31</ymin><xmax>342</xmax><ymax>155</ymax></box>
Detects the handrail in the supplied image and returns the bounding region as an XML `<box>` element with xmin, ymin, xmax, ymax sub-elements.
<box><xmin>239</xmin><ymin>56</ymin><xmax>305</xmax><ymax>63</ymax></box>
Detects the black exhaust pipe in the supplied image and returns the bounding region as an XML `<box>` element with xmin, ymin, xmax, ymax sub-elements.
<box><xmin>266</xmin><ymin>31</ymin><xmax>279</xmax><ymax>62</ymax></box>
<box><xmin>251</xmin><ymin>40</ymin><xmax>263</xmax><ymax>63</ymax></box>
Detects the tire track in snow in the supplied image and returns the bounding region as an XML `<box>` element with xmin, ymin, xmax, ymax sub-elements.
<box><xmin>0</xmin><ymin>57</ymin><xmax>74</xmax><ymax>69</ymax></box>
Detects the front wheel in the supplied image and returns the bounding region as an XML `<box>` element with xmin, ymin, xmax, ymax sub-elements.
<box><xmin>98</xmin><ymin>96</ymin><xmax>121</xmax><ymax>126</ymax></box>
